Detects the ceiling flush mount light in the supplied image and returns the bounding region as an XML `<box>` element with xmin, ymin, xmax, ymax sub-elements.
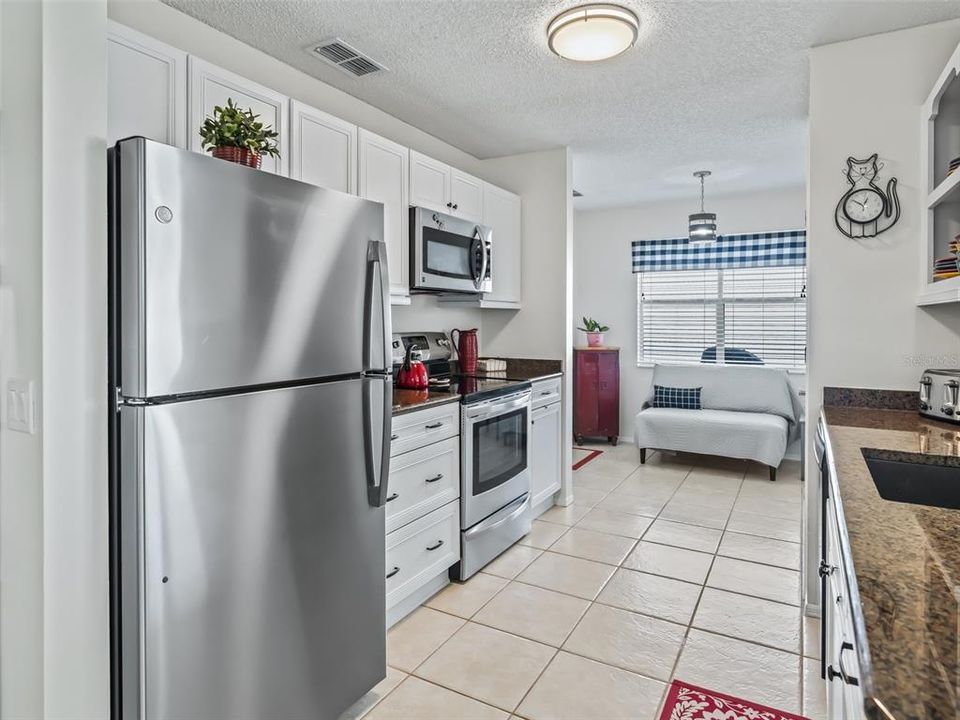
<box><xmin>547</xmin><ymin>4</ymin><xmax>639</xmax><ymax>62</ymax></box>
<box><xmin>689</xmin><ymin>170</ymin><xmax>718</xmax><ymax>244</ymax></box>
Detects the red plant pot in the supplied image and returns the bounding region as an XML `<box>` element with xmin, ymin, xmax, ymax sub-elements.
<box><xmin>210</xmin><ymin>146</ymin><xmax>262</xmax><ymax>168</ymax></box>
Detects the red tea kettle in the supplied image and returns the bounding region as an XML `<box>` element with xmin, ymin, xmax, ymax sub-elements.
<box><xmin>396</xmin><ymin>345</ymin><xmax>429</xmax><ymax>390</ymax></box>
<box><xmin>451</xmin><ymin>328</ymin><xmax>479</xmax><ymax>375</ymax></box>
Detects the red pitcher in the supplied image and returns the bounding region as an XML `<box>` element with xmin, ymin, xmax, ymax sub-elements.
<box><xmin>451</xmin><ymin>328</ymin><xmax>479</xmax><ymax>375</ymax></box>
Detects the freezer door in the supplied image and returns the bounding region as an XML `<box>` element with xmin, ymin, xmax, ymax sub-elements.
<box><xmin>115</xmin><ymin>137</ymin><xmax>389</xmax><ymax>398</ymax></box>
<box><xmin>117</xmin><ymin>378</ymin><xmax>388</xmax><ymax>720</ymax></box>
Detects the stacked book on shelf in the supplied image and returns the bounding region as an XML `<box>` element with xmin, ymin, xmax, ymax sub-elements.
<box><xmin>933</xmin><ymin>235</ymin><xmax>960</xmax><ymax>281</ymax></box>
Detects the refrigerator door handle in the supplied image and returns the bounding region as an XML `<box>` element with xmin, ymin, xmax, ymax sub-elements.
<box><xmin>364</xmin><ymin>240</ymin><xmax>393</xmax><ymax>373</ymax></box>
<box><xmin>363</xmin><ymin>375</ymin><xmax>393</xmax><ymax>507</ymax></box>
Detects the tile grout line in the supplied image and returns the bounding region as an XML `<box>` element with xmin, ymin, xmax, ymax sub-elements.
<box><xmin>380</xmin><ymin>454</ymin><xmax>804</xmax><ymax>718</ymax></box>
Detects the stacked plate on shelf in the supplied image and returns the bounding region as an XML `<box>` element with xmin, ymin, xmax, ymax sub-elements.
<box><xmin>949</xmin><ymin>157</ymin><xmax>960</xmax><ymax>176</ymax></box>
<box><xmin>933</xmin><ymin>234</ymin><xmax>960</xmax><ymax>281</ymax></box>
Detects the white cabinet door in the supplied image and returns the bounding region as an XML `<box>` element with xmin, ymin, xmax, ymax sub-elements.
<box><xmin>409</xmin><ymin>150</ymin><xmax>449</xmax><ymax>213</ymax></box>
<box><xmin>359</xmin><ymin>129</ymin><xmax>409</xmax><ymax>300</ymax></box>
<box><xmin>483</xmin><ymin>183</ymin><xmax>522</xmax><ymax>306</ymax></box>
<box><xmin>450</xmin><ymin>168</ymin><xmax>484</xmax><ymax>223</ymax></box>
<box><xmin>107</xmin><ymin>21</ymin><xmax>187</xmax><ymax>148</ymax></box>
<box><xmin>530</xmin><ymin>400</ymin><xmax>561</xmax><ymax>508</ymax></box>
<box><xmin>289</xmin><ymin>100</ymin><xmax>357</xmax><ymax>194</ymax></box>
<box><xmin>188</xmin><ymin>57</ymin><xmax>289</xmax><ymax>175</ymax></box>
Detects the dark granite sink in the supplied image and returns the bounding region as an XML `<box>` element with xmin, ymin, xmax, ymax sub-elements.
<box><xmin>862</xmin><ymin>449</ymin><xmax>960</xmax><ymax>510</ymax></box>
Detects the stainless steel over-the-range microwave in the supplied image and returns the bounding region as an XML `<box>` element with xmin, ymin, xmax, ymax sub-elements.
<box><xmin>410</xmin><ymin>206</ymin><xmax>492</xmax><ymax>294</ymax></box>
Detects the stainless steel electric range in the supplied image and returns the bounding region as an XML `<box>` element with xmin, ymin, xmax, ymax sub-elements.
<box><xmin>392</xmin><ymin>332</ymin><xmax>532</xmax><ymax>580</ymax></box>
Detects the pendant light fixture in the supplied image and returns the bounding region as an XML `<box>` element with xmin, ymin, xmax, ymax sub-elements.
<box><xmin>689</xmin><ymin>170</ymin><xmax>718</xmax><ymax>244</ymax></box>
<box><xmin>547</xmin><ymin>4</ymin><xmax>639</xmax><ymax>62</ymax></box>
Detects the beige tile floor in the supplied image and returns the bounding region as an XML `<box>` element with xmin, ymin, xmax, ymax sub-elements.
<box><xmin>343</xmin><ymin>445</ymin><xmax>826</xmax><ymax>720</ymax></box>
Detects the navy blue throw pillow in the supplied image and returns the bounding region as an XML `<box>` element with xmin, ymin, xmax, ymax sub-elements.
<box><xmin>653</xmin><ymin>385</ymin><xmax>702</xmax><ymax>410</ymax></box>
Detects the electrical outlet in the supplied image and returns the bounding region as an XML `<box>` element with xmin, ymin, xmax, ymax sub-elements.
<box><xmin>7</xmin><ymin>378</ymin><xmax>35</xmax><ymax>434</ymax></box>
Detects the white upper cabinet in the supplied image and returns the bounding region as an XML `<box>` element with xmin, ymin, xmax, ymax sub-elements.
<box><xmin>409</xmin><ymin>150</ymin><xmax>483</xmax><ymax>223</ymax></box>
<box><xmin>450</xmin><ymin>168</ymin><xmax>484</xmax><ymax>223</ymax></box>
<box><xmin>359</xmin><ymin>129</ymin><xmax>410</xmax><ymax>302</ymax></box>
<box><xmin>482</xmin><ymin>183</ymin><xmax>522</xmax><ymax>307</ymax></box>
<box><xmin>409</xmin><ymin>150</ymin><xmax>450</xmax><ymax>213</ymax></box>
<box><xmin>188</xmin><ymin>57</ymin><xmax>289</xmax><ymax>175</ymax></box>
<box><xmin>107</xmin><ymin>21</ymin><xmax>187</xmax><ymax>148</ymax></box>
<box><xmin>289</xmin><ymin>100</ymin><xmax>357</xmax><ymax>194</ymax></box>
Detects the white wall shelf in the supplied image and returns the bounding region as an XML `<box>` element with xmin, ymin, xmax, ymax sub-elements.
<box><xmin>919</xmin><ymin>39</ymin><xmax>960</xmax><ymax>304</ymax></box>
<box><xmin>928</xmin><ymin>170</ymin><xmax>960</xmax><ymax>208</ymax></box>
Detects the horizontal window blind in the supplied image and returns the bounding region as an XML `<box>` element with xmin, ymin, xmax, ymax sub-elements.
<box><xmin>637</xmin><ymin>265</ymin><xmax>806</xmax><ymax>369</ymax></box>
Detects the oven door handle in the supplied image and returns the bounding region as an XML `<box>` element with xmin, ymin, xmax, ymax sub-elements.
<box><xmin>463</xmin><ymin>493</ymin><xmax>529</xmax><ymax>540</ymax></box>
<box><xmin>465</xmin><ymin>393</ymin><xmax>531</xmax><ymax>420</ymax></box>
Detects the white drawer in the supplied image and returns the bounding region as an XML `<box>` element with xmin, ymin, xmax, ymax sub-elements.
<box><xmin>386</xmin><ymin>500</ymin><xmax>460</xmax><ymax>610</ymax></box>
<box><xmin>532</xmin><ymin>376</ymin><xmax>562</xmax><ymax>409</ymax></box>
<box><xmin>386</xmin><ymin>436</ymin><xmax>460</xmax><ymax>534</ymax></box>
<box><xmin>391</xmin><ymin>401</ymin><xmax>459</xmax><ymax>457</ymax></box>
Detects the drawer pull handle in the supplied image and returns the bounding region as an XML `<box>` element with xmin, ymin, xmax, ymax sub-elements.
<box><xmin>391</xmin><ymin>434</ymin><xmax>399</xmax><ymax>441</ymax></box>
<box><xmin>426</xmin><ymin>540</ymin><xmax>444</xmax><ymax>552</ymax></box>
<box><xmin>540</xmin><ymin>390</ymin><xmax>553</xmax><ymax>396</ymax></box>
<box><xmin>386</xmin><ymin>566</ymin><xmax>400</xmax><ymax>579</ymax></box>
<box><xmin>386</xmin><ymin>493</ymin><xmax>399</xmax><ymax>502</ymax></box>
<box><xmin>425</xmin><ymin>473</ymin><xmax>444</xmax><ymax>483</ymax></box>
<box><xmin>424</xmin><ymin>422</ymin><xmax>443</xmax><ymax>430</ymax></box>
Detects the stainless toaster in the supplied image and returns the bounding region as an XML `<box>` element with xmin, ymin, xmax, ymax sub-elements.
<box><xmin>919</xmin><ymin>369</ymin><xmax>960</xmax><ymax>424</ymax></box>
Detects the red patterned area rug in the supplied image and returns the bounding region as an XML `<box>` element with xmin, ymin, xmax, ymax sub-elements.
<box><xmin>659</xmin><ymin>681</ymin><xmax>809</xmax><ymax>720</ymax></box>
<box><xmin>572</xmin><ymin>447</ymin><xmax>603</xmax><ymax>470</ymax></box>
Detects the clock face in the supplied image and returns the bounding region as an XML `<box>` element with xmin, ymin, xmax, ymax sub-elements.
<box><xmin>843</xmin><ymin>188</ymin><xmax>884</xmax><ymax>223</ymax></box>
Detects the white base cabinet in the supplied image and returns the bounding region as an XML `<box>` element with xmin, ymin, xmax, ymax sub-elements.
<box><xmin>386</xmin><ymin>402</ymin><xmax>461</xmax><ymax>626</ymax></box>
<box><xmin>821</xmin><ymin>424</ymin><xmax>867</xmax><ymax>720</ymax></box>
<box><xmin>529</xmin><ymin>377</ymin><xmax>562</xmax><ymax>509</ymax></box>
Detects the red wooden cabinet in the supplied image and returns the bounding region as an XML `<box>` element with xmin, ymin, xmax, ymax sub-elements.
<box><xmin>573</xmin><ymin>347</ymin><xmax>619</xmax><ymax>445</ymax></box>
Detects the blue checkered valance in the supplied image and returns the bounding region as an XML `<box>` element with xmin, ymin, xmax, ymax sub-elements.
<box><xmin>631</xmin><ymin>229</ymin><xmax>806</xmax><ymax>273</ymax></box>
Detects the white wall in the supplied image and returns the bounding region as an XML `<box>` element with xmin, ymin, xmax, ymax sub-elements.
<box><xmin>0</xmin><ymin>1</ymin><xmax>44</xmax><ymax>716</ymax></box>
<box><xmin>805</xmin><ymin>18</ymin><xmax>960</xmax><ymax>613</ymax></box>
<box><xmin>574</xmin><ymin>187</ymin><xmax>807</xmax><ymax>434</ymax></box>
<box><xmin>0</xmin><ymin>1</ymin><xmax>111</xmax><ymax>717</ymax></box>
<box><xmin>481</xmin><ymin>148</ymin><xmax>574</xmax><ymax>501</ymax></box>
<box><xmin>41</xmin><ymin>2</ymin><xmax>111</xmax><ymax>716</ymax></box>
<box><xmin>808</xmin><ymin>19</ymin><xmax>960</xmax><ymax>403</ymax></box>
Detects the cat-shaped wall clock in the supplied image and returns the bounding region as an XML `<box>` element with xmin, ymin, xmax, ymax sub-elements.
<box><xmin>835</xmin><ymin>153</ymin><xmax>900</xmax><ymax>238</ymax></box>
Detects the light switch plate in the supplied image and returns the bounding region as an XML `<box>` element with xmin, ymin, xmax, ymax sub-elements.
<box><xmin>7</xmin><ymin>378</ymin><xmax>35</xmax><ymax>434</ymax></box>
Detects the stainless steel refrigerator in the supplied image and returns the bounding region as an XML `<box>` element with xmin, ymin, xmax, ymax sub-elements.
<box><xmin>108</xmin><ymin>137</ymin><xmax>392</xmax><ymax>720</ymax></box>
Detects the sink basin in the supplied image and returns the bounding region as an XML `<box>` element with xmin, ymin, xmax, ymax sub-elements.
<box><xmin>862</xmin><ymin>451</ymin><xmax>960</xmax><ymax>510</ymax></box>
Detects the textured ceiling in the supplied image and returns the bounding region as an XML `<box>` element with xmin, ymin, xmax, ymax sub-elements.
<box><xmin>164</xmin><ymin>0</ymin><xmax>960</xmax><ymax>208</ymax></box>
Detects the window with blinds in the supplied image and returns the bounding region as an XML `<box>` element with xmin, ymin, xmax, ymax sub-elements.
<box><xmin>637</xmin><ymin>265</ymin><xmax>807</xmax><ymax>369</ymax></box>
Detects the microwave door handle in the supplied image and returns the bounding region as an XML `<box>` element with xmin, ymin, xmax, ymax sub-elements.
<box><xmin>472</xmin><ymin>227</ymin><xmax>488</xmax><ymax>291</ymax></box>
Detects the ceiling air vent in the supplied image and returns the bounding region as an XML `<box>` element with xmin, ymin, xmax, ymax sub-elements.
<box><xmin>310</xmin><ymin>38</ymin><xmax>387</xmax><ymax>78</ymax></box>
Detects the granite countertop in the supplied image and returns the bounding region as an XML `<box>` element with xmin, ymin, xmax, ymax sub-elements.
<box><xmin>474</xmin><ymin>358</ymin><xmax>563</xmax><ymax>382</ymax></box>
<box><xmin>822</xmin><ymin>406</ymin><xmax>960</xmax><ymax>719</ymax></box>
<box><xmin>392</xmin><ymin>388</ymin><xmax>459</xmax><ymax>416</ymax></box>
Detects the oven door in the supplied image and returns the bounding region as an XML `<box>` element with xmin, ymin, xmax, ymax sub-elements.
<box><xmin>411</xmin><ymin>207</ymin><xmax>492</xmax><ymax>294</ymax></box>
<box><xmin>461</xmin><ymin>391</ymin><xmax>531</xmax><ymax>528</ymax></box>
